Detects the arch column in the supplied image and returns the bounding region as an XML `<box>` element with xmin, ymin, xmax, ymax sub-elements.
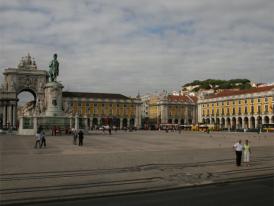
<box><xmin>255</xmin><ymin>117</ymin><xmax>258</xmax><ymax>128</ymax></box>
<box><xmin>224</xmin><ymin>118</ymin><xmax>228</xmax><ymax>128</ymax></box>
<box><xmin>3</xmin><ymin>104</ymin><xmax>7</xmax><ymax>128</ymax></box>
<box><xmin>127</xmin><ymin>118</ymin><xmax>130</xmax><ymax>127</ymax></box>
<box><xmin>7</xmin><ymin>105</ymin><xmax>12</xmax><ymax>128</ymax></box>
<box><xmin>12</xmin><ymin>104</ymin><xmax>16</xmax><ymax>128</ymax></box>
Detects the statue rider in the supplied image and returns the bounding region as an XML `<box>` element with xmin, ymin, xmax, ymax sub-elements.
<box><xmin>48</xmin><ymin>53</ymin><xmax>59</xmax><ymax>82</ymax></box>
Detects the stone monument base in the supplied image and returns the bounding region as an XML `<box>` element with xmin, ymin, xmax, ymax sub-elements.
<box><xmin>44</xmin><ymin>81</ymin><xmax>64</xmax><ymax>117</ymax></box>
<box><xmin>18</xmin><ymin>115</ymin><xmax>72</xmax><ymax>135</ymax></box>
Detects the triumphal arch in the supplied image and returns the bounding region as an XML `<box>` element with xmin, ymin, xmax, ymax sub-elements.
<box><xmin>0</xmin><ymin>54</ymin><xmax>47</xmax><ymax>130</ymax></box>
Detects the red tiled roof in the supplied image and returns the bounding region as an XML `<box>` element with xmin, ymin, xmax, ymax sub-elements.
<box><xmin>168</xmin><ymin>95</ymin><xmax>197</xmax><ymax>103</ymax></box>
<box><xmin>205</xmin><ymin>85</ymin><xmax>274</xmax><ymax>99</ymax></box>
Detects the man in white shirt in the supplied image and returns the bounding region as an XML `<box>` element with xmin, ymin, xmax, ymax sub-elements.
<box><xmin>233</xmin><ymin>140</ymin><xmax>243</xmax><ymax>166</ymax></box>
<box><xmin>34</xmin><ymin>132</ymin><xmax>41</xmax><ymax>148</ymax></box>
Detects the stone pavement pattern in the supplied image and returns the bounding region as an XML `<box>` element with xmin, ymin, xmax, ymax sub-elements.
<box><xmin>0</xmin><ymin>131</ymin><xmax>274</xmax><ymax>205</ymax></box>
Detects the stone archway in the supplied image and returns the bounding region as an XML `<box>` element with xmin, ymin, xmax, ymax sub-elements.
<box><xmin>238</xmin><ymin>117</ymin><xmax>243</xmax><ymax>129</ymax></box>
<box><xmin>221</xmin><ymin>118</ymin><xmax>225</xmax><ymax>129</ymax></box>
<box><xmin>257</xmin><ymin>116</ymin><xmax>262</xmax><ymax>128</ymax></box>
<box><xmin>122</xmin><ymin>118</ymin><xmax>128</xmax><ymax>128</ymax></box>
<box><xmin>264</xmin><ymin>116</ymin><xmax>269</xmax><ymax>124</ymax></box>
<box><xmin>232</xmin><ymin>117</ymin><xmax>236</xmax><ymax>130</ymax></box>
<box><xmin>216</xmin><ymin>118</ymin><xmax>220</xmax><ymax>125</ymax></box>
<box><xmin>130</xmin><ymin>118</ymin><xmax>135</xmax><ymax>127</ymax></box>
<box><xmin>181</xmin><ymin>119</ymin><xmax>185</xmax><ymax>125</ymax></box>
<box><xmin>0</xmin><ymin>54</ymin><xmax>48</xmax><ymax>129</ymax></box>
<box><xmin>250</xmin><ymin>117</ymin><xmax>255</xmax><ymax>129</ymax></box>
<box><xmin>174</xmin><ymin>119</ymin><xmax>178</xmax><ymax>124</ymax></box>
<box><xmin>226</xmin><ymin>118</ymin><xmax>231</xmax><ymax>129</ymax></box>
<box><xmin>244</xmin><ymin>117</ymin><xmax>249</xmax><ymax>129</ymax></box>
<box><xmin>271</xmin><ymin>116</ymin><xmax>274</xmax><ymax>124</ymax></box>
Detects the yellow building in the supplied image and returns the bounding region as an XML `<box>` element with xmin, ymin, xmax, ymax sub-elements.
<box><xmin>198</xmin><ymin>86</ymin><xmax>274</xmax><ymax>129</ymax></box>
<box><xmin>147</xmin><ymin>94</ymin><xmax>197</xmax><ymax>129</ymax></box>
<box><xmin>62</xmin><ymin>92</ymin><xmax>141</xmax><ymax>129</ymax></box>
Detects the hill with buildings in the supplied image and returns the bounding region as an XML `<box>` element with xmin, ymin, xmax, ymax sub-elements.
<box><xmin>182</xmin><ymin>79</ymin><xmax>252</xmax><ymax>92</ymax></box>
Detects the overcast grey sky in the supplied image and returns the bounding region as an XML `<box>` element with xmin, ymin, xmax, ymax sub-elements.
<box><xmin>0</xmin><ymin>0</ymin><xmax>273</xmax><ymax>96</ymax></box>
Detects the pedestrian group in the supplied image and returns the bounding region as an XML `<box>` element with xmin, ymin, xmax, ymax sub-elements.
<box><xmin>233</xmin><ymin>139</ymin><xmax>251</xmax><ymax>166</ymax></box>
<box><xmin>71</xmin><ymin>128</ymin><xmax>84</xmax><ymax>146</ymax></box>
<box><xmin>34</xmin><ymin>129</ymin><xmax>46</xmax><ymax>149</ymax></box>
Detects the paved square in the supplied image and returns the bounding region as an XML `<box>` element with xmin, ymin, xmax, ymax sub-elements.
<box><xmin>1</xmin><ymin>131</ymin><xmax>274</xmax><ymax>204</ymax></box>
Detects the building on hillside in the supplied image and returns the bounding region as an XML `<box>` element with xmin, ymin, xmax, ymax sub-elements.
<box><xmin>62</xmin><ymin>92</ymin><xmax>142</xmax><ymax>129</ymax></box>
<box><xmin>147</xmin><ymin>94</ymin><xmax>197</xmax><ymax>129</ymax></box>
<box><xmin>197</xmin><ymin>86</ymin><xmax>274</xmax><ymax>129</ymax></box>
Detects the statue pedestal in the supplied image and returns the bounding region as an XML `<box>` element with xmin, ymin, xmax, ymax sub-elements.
<box><xmin>44</xmin><ymin>82</ymin><xmax>64</xmax><ymax>117</ymax></box>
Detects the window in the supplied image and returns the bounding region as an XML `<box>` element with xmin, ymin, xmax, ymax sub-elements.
<box><xmin>233</xmin><ymin>101</ymin><xmax>235</xmax><ymax>105</ymax></box>
<box><xmin>222</xmin><ymin>102</ymin><xmax>224</xmax><ymax>106</ymax></box>
<box><xmin>226</xmin><ymin>101</ymin><xmax>229</xmax><ymax>106</ymax></box>
<box><xmin>251</xmin><ymin>99</ymin><xmax>254</xmax><ymax>104</ymax></box>
<box><xmin>258</xmin><ymin>105</ymin><xmax>261</xmax><ymax>113</ymax></box>
<box><xmin>233</xmin><ymin>108</ymin><xmax>235</xmax><ymax>115</ymax></box>
<box><xmin>265</xmin><ymin>105</ymin><xmax>268</xmax><ymax>112</ymax></box>
<box><xmin>238</xmin><ymin>100</ymin><xmax>241</xmax><ymax>104</ymax></box>
<box><xmin>265</xmin><ymin>97</ymin><xmax>268</xmax><ymax>102</ymax></box>
<box><xmin>258</xmin><ymin>98</ymin><xmax>261</xmax><ymax>103</ymax></box>
<box><xmin>102</xmin><ymin>104</ymin><xmax>104</xmax><ymax>107</ymax></box>
<box><xmin>245</xmin><ymin>99</ymin><xmax>247</xmax><ymax>104</ymax></box>
<box><xmin>245</xmin><ymin>107</ymin><xmax>247</xmax><ymax>114</ymax></box>
<box><xmin>238</xmin><ymin>107</ymin><xmax>241</xmax><ymax>114</ymax></box>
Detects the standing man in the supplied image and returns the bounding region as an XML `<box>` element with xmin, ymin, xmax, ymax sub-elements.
<box><xmin>40</xmin><ymin>130</ymin><xmax>46</xmax><ymax>148</ymax></box>
<box><xmin>34</xmin><ymin>131</ymin><xmax>41</xmax><ymax>148</ymax></box>
<box><xmin>78</xmin><ymin>130</ymin><xmax>84</xmax><ymax>146</ymax></box>
<box><xmin>72</xmin><ymin>128</ymin><xmax>78</xmax><ymax>145</ymax></box>
<box><xmin>233</xmin><ymin>140</ymin><xmax>243</xmax><ymax>166</ymax></box>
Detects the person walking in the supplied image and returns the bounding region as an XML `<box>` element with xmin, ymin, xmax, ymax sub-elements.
<box><xmin>233</xmin><ymin>140</ymin><xmax>243</xmax><ymax>166</ymax></box>
<box><xmin>40</xmin><ymin>131</ymin><xmax>46</xmax><ymax>148</ymax></box>
<box><xmin>72</xmin><ymin>128</ymin><xmax>78</xmax><ymax>145</ymax></box>
<box><xmin>34</xmin><ymin>131</ymin><xmax>41</xmax><ymax>148</ymax></box>
<box><xmin>243</xmin><ymin>139</ymin><xmax>251</xmax><ymax>166</ymax></box>
<box><xmin>78</xmin><ymin>130</ymin><xmax>84</xmax><ymax>146</ymax></box>
<box><xmin>108</xmin><ymin>126</ymin><xmax>112</xmax><ymax>135</ymax></box>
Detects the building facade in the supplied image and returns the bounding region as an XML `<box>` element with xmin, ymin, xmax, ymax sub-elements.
<box><xmin>62</xmin><ymin>92</ymin><xmax>142</xmax><ymax>129</ymax></box>
<box><xmin>198</xmin><ymin>86</ymin><xmax>274</xmax><ymax>129</ymax></box>
<box><xmin>147</xmin><ymin>94</ymin><xmax>197</xmax><ymax>128</ymax></box>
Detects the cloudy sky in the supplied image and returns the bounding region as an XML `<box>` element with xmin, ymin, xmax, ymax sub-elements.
<box><xmin>0</xmin><ymin>0</ymin><xmax>273</xmax><ymax>97</ymax></box>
